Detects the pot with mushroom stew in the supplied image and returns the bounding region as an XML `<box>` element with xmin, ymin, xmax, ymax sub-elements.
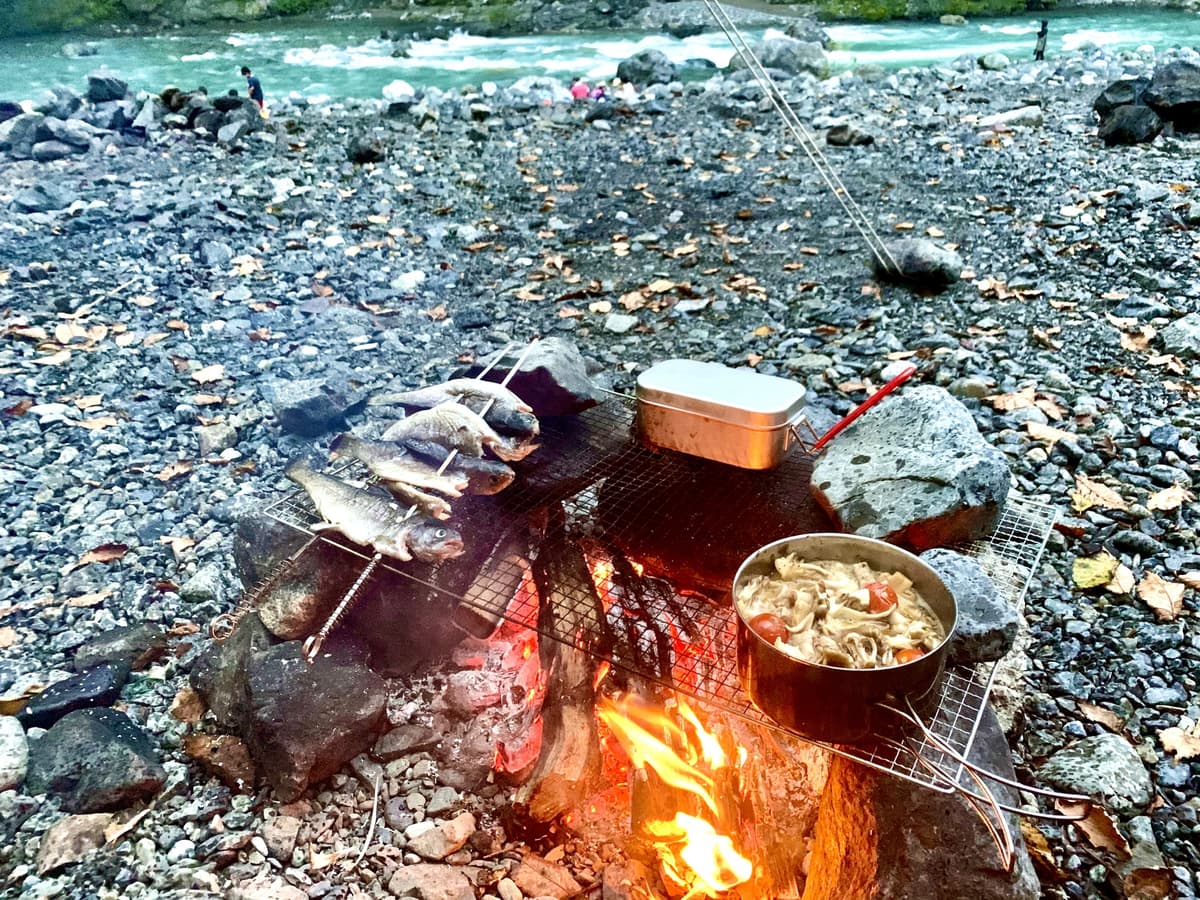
<box><xmin>734</xmin><ymin>533</ymin><xmax>957</xmax><ymax>743</ymax></box>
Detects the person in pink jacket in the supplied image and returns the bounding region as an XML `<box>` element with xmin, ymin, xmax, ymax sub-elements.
<box><xmin>569</xmin><ymin>77</ymin><xmax>591</xmax><ymax>100</ymax></box>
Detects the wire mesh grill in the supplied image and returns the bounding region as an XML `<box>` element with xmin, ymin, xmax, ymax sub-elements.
<box><xmin>264</xmin><ymin>394</ymin><xmax>1056</xmax><ymax>792</ymax></box>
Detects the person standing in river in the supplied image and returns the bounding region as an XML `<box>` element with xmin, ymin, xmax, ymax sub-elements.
<box><xmin>1034</xmin><ymin>20</ymin><xmax>1049</xmax><ymax>61</ymax></box>
<box><xmin>242</xmin><ymin>66</ymin><xmax>265</xmax><ymax>113</ymax></box>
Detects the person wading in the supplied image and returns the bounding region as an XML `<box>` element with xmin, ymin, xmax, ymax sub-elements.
<box><xmin>242</xmin><ymin>66</ymin><xmax>265</xmax><ymax>113</ymax></box>
<box><xmin>1034</xmin><ymin>20</ymin><xmax>1049</xmax><ymax>61</ymax></box>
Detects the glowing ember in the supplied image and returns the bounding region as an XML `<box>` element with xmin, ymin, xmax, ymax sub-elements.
<box><xmin>598</xmin><ymin>694</ymin><xmax>754</xmax><ymax>899</ymax></box>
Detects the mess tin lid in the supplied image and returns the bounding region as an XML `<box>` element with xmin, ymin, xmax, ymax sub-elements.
<box><xmin>636</xmin><ymin>359</ymin><xmax>807</xmax><ymax>430</ymax></box>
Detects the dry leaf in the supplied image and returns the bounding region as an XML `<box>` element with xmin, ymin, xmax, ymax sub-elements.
<box><xmin>143</xmin><ymin>333</ymin><xmax>169</xmax><ymax>347</ymax></box>
<box><xmin>77</xmin><ymin>417</ymin><xmax>119</xmax><ymax>431</ymax></box>
<box><xmin>67</xmin><ymin>589</ymin><xmax>115</xmax><ymax>608</ymax></box>
<box><xmin>76</xmin><ymin>543</ymin><xmax>129</xmax><ymax>568</ymax></box>
<box><xmin>154</xmin><ymin>461</ymin><xmax>193</xmax><ymax>482</ymax></box>
<box><xmin>645</xmin><ymin>279</ymin><xmax>675</xmax><ymax>294</ymax></box>
<box><xmin>588</xmin><ymin>300</ymin><xmax>612</xmax><ymax>314</ymax></box>
<box><xmin>1071</xmin><ymin>473</ymin><xmax>1128</xmax><ymax>513</ymax></box>
<box><xmin>33</xmin><ymin>350</ymin><xmax>71</xmax><ymax>366</ymax></box>
<box><xmin>1025</xmin><ymin>421</ymin><xmax>1075</xmax><ymax>447</ymax></box>
<box><xmin>1020</xmin><ymin>820</ymin><xmax>1060</xmax><ymax>882</ymax></box>
<box><xmin>0</xmin><ymin>681</ymin><xmax>44</xmax><ymax>715</ymax></box>
<box><xmin>1106</xmin><ymin>563</ymin><xmax>1135</xmax><ymax>595</ymax></box>
<box><xmin>1147</xmin><ymin>483</ymin><xmax>1193</xmax><ymax>512</ymax></box>
<box><xmin>800</xmin><ymin>246</ymin><xmax>819</xmax><ymax>256</ymax></box>
<box><xmin>160</xmin><ymin>535</ymin><xmax>196</xmax><ymax>557</ymax></box>
<box><xmin>130</xmin><ymin>294</ymin><xmax>156</xmax><ymax>308</ymax></box>
<box><xmin>0</xmin><ymin>626</ymin><xmax>16</xmax><ymax>650</ymax></box>
<box><xmin>170</xmin><ymin>687</ymin><xmax>205</xmax><ymax>723</ymax></box>
<box><xmin>1124</xmin><ymin>867</ymin><xmax>1173</xmax><ymax>900</ymax></box>
<box><xmin>1073</xmin><ymin>552</ymin><xmax>1119</xmax><ymax>589</ymax></box>
<box><xmin>1056</xmin><ymin>800</ymin><xmax>1131</xmax><ymax>860</ymax></box>
<box><xmin>1078</xmin><ymin>701</ymin><xmax>1125</xmax><ymax>732</ymax></box>
<box><xmin>987</xmin><ymin>386</ymin><xmax>1036</xmax><ymax>411</ymax></box>
<box><xmin>1137</xmin><ymin>573</ymin><xmax>1184</xmax><ymax>621</ymax></box>
<box><xmin>1178</xmin><ymin>571</ymin><xmax>1200</xmax><ymax>591</ymax></box>
<box><xmin>104</xmin><ymin>808</ymin><xmax>152</xmax><ymax>846</ymax></box>
<box><xmin>1159</xmin><ymin>723</ymin><xmax>1200</xmax><ymax>761</ymax></box>
<box><xmin>191</xmin><ymin>364</ymin><xmax>225</xmax><ymax>385</ymax></box>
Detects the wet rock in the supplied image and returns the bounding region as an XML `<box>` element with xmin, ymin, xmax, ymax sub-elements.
<box><xmin>804</xmin><ymin>707</ymin><xmax>1038</xmax><ymax>900</ymax></box>
<box><xmin>826</xmin><ymin>123</ymin><xmax>874</xmax><ymax>146</ymax></box>
<box><xmin>1037</xmin><ymin>733</ymin><xmax>1153</xmax><ymax>815</ymax></box>
<box><xmin>19</xmin><ymin>662</ymin><xmax>130</xmax><ymax>730</ymax></box>
<box><xmin>0</xmin><ymin>716</ymin><xmax>28</xmax><ymax>791</ymax></box>
<box><xmin>617</xmin><ymin>50</ymin><xmax>676</xmax><ymax>86</ymax></box>
<box><xmin>261</xmin><ymin>375</ymin><xmax>368</xmax><ymax>437</ymax></box>
<box><xmin>244</xmin><ymin>639</ymin><xmax>387</xmax><ymax>801</ymax></box>
<box><xmin>12</xmin><ymin>182</ymin><xmax>76</xmax><ymax>213</ymax></box>
<box><xmin>1159</xmin><ymin>313</ymin><xmax>1200</xmax><ymax>358</ymax></box>
<box><xmin>874</xmin><ymin>238</ymin><xmax>963</xmax><ymax>292</ymax></box>
<box><xmin>920</xmin><ymin>550</ymin><xmax>1016</xmax><ymax>664</ymax></box>
<box><xmin>1144</xmin><ymin>60</ymin><xmax>1200</xmax><ymax>132</ymax></box>
<box><xmin>812</xmin><ymin>386</ymin><xmax>1010</xmax><ymax>551</ymax></box>
<box><xmin>784</xmin><ymin>17</ymin><xmax>831</xmax><ymax>47</ymax></box>
<box><xmin>940</xmin><ymin>14</ymin><xmax>967</xmax><ymax>25</ymax></box>
<box><xmin>1094</xmin><ymin>77</ymin><xmax>1150</xmax><ymax>119</ymax></box>
<box><xmin>731</xmin><ymin>37</ymin><xmax>828</xmax><ymax>78</ymax></box>
<box><xmin>25</xmin><ymin>708</ymin><xmax>166</xmax><ymax>813</ymax></box>
<box><xmin>460</xmin><ymin>337</ymin><xmax>599</xmax><ymax>416</ymax></box>
<box><xmin>1099</xmin><ymin>105</ymin><xmax>1163</xmax><ymax>146</ymax></box>
<box><xmin>86</xmin><ymin>73</ymin><xmax>127</xmax><ymax>103</ymax></box>
<box><xmin>512</xmin><ymin>853</ymin><xmax>584</xmax><ymax>899</ymax></box>
<box><xmin>374</xmin><ymin>723</ymin><xmax>440</xmax><ymax>761</ymax></box>
<box><xmin>408</xmin><ymin>811</ymin><xmax>476</xmax><ymax>860</ymax></box>
<box><xmin>388</xmin><ymin>863</ymin><xmax>475</xmax><ymax>900</ymax></box>
<box><xmin>74</xmin><ymin>624</ymin><xmax>167</xmax><ymax>672</ymax></box>
<box><xmin>36</xmin><ymin>813</ymin><xmax>114</xmax><ymax>874</ymax></box>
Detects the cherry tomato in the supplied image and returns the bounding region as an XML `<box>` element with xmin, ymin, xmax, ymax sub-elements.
<box><xmin>748</xmin><ymin>613</ymin><xmax>789</xmax><ymax>645</ymax></box>
<box><xmin>865</xmin><ymin>581</ymin><xmax>899</xmax><ymax>614</ymax></box>
<box><xmin>894</xmin><ymin>647</ymin><xmax>926</xmax><ymax>665</ymax></box>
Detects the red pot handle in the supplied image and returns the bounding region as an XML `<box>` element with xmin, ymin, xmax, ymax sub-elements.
<box><xmin>809</xmin><ymin>363</ymin><xmax>918</xmax><ymax>453</ymax></box>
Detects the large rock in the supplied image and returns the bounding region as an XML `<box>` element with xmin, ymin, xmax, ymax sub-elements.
<box><xmin>244</xmin><ymin>640</ymin><xmax>388</xmax><ymax>801</ymax></box>
<box><xmin>874</xmin><ymin>238</ymin><xmax>964</xmax><ymax>291</ymax></box>
<box><xmin>388</xmin><ymin>863</ymin><xmax>475</xmax><ymax>900</ymax></box>
<box><xmin>826</xmin><ymin>123</ymin><xmax>874</xmax><ymax>146</ymax></box>
<box><xmin>19</xmin><ymin>663</ymin><xmax>129</xmax><ymax>730</ymax></box>
<box><xmin>74</xmin><ymin>623</ymin><xmax>168</xmax><ymax>672</ymax></box>
<box><xmin>1144</xmin><ymin>60</ymin><xmax>1200</xmax><ymax>132</ymax></box>
<box><xmin>0</xmin><ymin>100</ymin><xmax>22</xmax><ymax>124</ymax></box>
<box><xmin>1093</xmin><ymin>77</ymin><xmax>1150</xmax><ymax>119</ymax></box>
<box><xmin>457</xmin><ymin>337</ymin><xmax>599</xmax><ymax>417</ymax></box>
<box><xmin>31</xmin><ymin>140</ymin><xmax>77</xmax><ymax>162</ymax></box>
<box><xmin>811</xmin><ymin>386</ymin><xmax>1010</xmax><ymax>551</ymax></box>
<box><xmin>802</xmin><ymin>708</ymin><xmax>1038</xmax><ymax>900</ymax></box>
<box><xmin>616</xmin><ymin>50</ymin><xmax>676</xmax><ymax>86</ymax></box>
<box><xmin>0</xmin><ymin>716</ymin><xmax>27</xmax><ymax>791</ymax></box>
<box><xmin>11</xmin><ymin>182</ymin><xmax>76</xmax><ymax>213</ymax></box>
<box><xmin>0</xmin><ymin>112</ymin><xmax>43</xmax><ymax>154</ymax></box>
<box><xmin>86</xmin><ymin>73</ymin><xmax>128</xmax><ymax>103</ymax></box>
<box><xmin>978</xmin><ymin>52</ymin><xmax>1010</xmax><ymax>71</ymax></box>
<box><xmin>348</xmin><ymin>134</ymin><xmax>386</xmax><ymax>163</ymax></box>
<box><xmin>919</xmin><ymin>550</ymin><xmax>1016</xmax><ymax>664</ymax></box>
<box><xmin>1037</xmin><ymin>733</ymin><xmax>1153</xmax><ymax>815</ymax></box>
<box><xmin>785</xmin><ymin>17</ymin><xmax>831</xmax><ymax>47</ymax></box>
<box><xmin>24</xmin><ymin>708</ymin><xmax>165</xmax><ymax>813</ymax></box>
<box><xmin>260</xmin><ymin>375</ymin><xmax>368</xmax><ymax>437</ymax></box>
<box><xmin>36</xmin><ymin>87</ymin><xmax>82</xmax><ymax>120</ymax></box>
<box><xmin>730</xmin><ymin>37</ymin><xmax>829</xmax><ymax>78</ymax></box>
<box><xmin>191</xmin><ymin>613</ymin><xmax>275</xmax><ymax>730</ymax></box>
<box><xmin>1098</xmin><ymin>105</ymin><xmax>1163</xmax><ymax>146</ymax></box>
<box><xmin>1160</xmin><ymin>312</ymin><xmax>1200</xmax><ymax>358</ymax></box>
<box><xmin>37</xmin><ymin>116</ymin><xmax>100</xmax><ymax>148</ymax></box>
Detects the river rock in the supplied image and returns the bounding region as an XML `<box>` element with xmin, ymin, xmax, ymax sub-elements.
<box><xmin>36</xmin><ymin>813</ymin><xmax>114</xmax><ymax>875</ymax></box>
<box><xmin>940</xmin><ymin>14</ymin><xmax>967</xmax><ymax>25</ymax></box>
<box><xmin>826</xmin><ymin>123</ymin><xmax>874</xmax><ymax>146</ymax></box>
<box><xmin>874</xmin><ymin>238</ymin><xmax>963</xmax><ymax>291</ymax></box>
<box><xmin>459</xmin><ymin>337</ymin><xmax>599</xmax><ymax>416</ymax></box>
<box><xmin>197</xmin><ymin>421</ymin><xmax>237</xmax><ymax>455</ymax></box>
<box><xmin>218</xmin><ymin>120</ymin><xmax>249</xmax><ymax>145</ymax></box>
<box><xmin>1037</xmin><ymin>733</ymin><xmax>1153</xmax><ymax>815</ymax></box>
<box><xmin>11</xmin><ymin>181</ymin><xmax>76</xmax><ymax>213</ymax></box>
<box><xmin>617</xmin><ymin>49</ymin><xmax>676</xmax><ymax>86</ymax></box>
<box><xmin>978</xmin><ymin>52</ymin><xmax>1010</xmax><ymax>71</ymax></box>
<box><xmin>0</xmin><ymin>716</ymin><xmax>28</xmax><ymax>791</ymax></box>
<box><xmin>244</xmin><ymin>639</ymin><xmax>387</xmax><ymax>801</ymax></box>
<box><xmin>1098</xmin><ymin>104</ymin><xmax>1163</xmax><ymax>146</ymax></box>
<box><xmin>979</xmin><ymin>106</ymin><xmax>1044</xmax><ymax>129</ymax></box>
<box><xmin>1093</xmin><ymin>77</ymin><xmax>1150</xmax><ymax>119</ymax></box>
<box><xmin>19</xmin><ymin>663</ymin><xmax>130</xmax><ymax>730</ymax></box>
<box><xmin>512</xmin><ymin>853</ymin><xmax>584</xmax><ymax>898</ymax></box>
<box><xmin>811</xmin><ymin>386</ymin><xmax>1010</xmax><ymax>551</ymax></box>
<box><xmin>38</xmin><ymin>87</ymin><xmax>82</xmax><ymax>120</ymax></box>
<box><xmin>785</xmin><ymin>18</ymin><xmax>831</xmax><ymax>47</ymax></box>
<box><xmin>0</xmin><ymin>100</ymin><xmax>22</xmax><ymax>124</ymax></box>
<box><xmin>1159</xmin><ymin>312</ymin><xmax>1200</xmax><ymax>358</ymax></box>
<box><xmin>74</xmin><ymin>623</ymin><xmax>167</xmax><ymax>672</ymax></box>
<box><xmin>32</xmin><ymin>140</ymin><xmax>77</xmax><ymax>162</ymax></box>
<box><xmin>349</xmin><ymin>134</ymin><xmax>386</xmax><ymax>163</ymax></box>
<box><xmin>260</xmin><ymin>375</ymin><xmax>368</xmax><ymax>437</ymax></box>
<box><xmin>1144</xmin><ymin>59</ymin><xmax>1200</xmax><ymax>131</ymax></box>
<box><xmin>919</xmin><ymin>549</ymin><xmax>1016</xmax><ymax>664</ymax></box>
<box><xmin>408</xmin><ymin>811</ymin><xmax>476</xmax><ymax>860</ymax></box>
<box><xmin>0</xmin><ymin>112</ymin><xmax>42</xmax><ymax>156</ymax></box>
<box><xmin>373</xmin><ymin>723</ymin><xmax>440</xmax><ymax>761</ymax></box>
<box><xmin>24</xmin><ymin>708</ymin><xmax>166</xmax><ymax>813</ymax></box>
<box><xmin>388</xmin><ymin>863</ymin><xmax>475</xmax><ymax>900</ymax></box>
<box><xmin>730</xmin><ymin>37</ymin><xmax>829</xmax><ymax>78</ymax></box>
<box><xmin>86</xmin><ymin>73</ymin><xmax>127</xmax><ymax>103</ymax></box>
<box><xmin>38</xmin><ymin>117</ymin><xmax>98</xmax><ymax>148</ymax></box>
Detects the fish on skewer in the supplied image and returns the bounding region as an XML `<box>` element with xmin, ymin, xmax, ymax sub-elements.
<box><xmin>400</xmin><ymin>438</ymin><xmax>515</xmax><ymax>495</ymax></box>
<box><xmin>370</xmin><ymin>378</ymin><xmax>539</xmax><ymax>439</ymax></box>
<box><xmin>382</xmin><ymin>479</ymin><xmax>453</xmax><ymax>521</ymax></box>
<box><xmin>329</xmin><ymin>433</ymin><xmax>468</xmax><ymax>497</ymax></box>
<box><xmin>382</xmin><ymin>404</ymin><xmax>537</xmax><ymax>462</ymax></box>
<box><xmin>286</xmin><ymin>460</ymin><xmax>464</xmax><ymax>563</ymax></box>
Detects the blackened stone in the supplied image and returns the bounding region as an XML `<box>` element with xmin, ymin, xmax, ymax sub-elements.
<box><xmin>86</xmin><ymin>73</ymin><xmax>127</xmax><ymax>103</ymax></box>
<box><xmin>458</xmin><ymin>337</ymin><xmax>599</xmax><ymax>417</ymax></box>
<box><xmin>373</xmin><ymin>724</ymin><xmax>440</xmax><ymax>761</ymax></box>
<box><xmin>213</xmin><ymin>95</ymin><xmax>244</xmax><ymax>112</ymax></box>
<box><xmin>826</xmin><ymin>123</ymin><xmax>875</xmax><ymax>146</ymax></box>
<box><xmin>20</xmin><ymin>663</ymin><xmax>129</xmax><ymax>730</ymax></box>
<box><xmin>1113</xmin><ymin>296</ymin><xmax>1172</xmax><ymax>320</ymax></box>
<box><xmin>24</xmin><ymin>708</ymin><xmax>165</xmax><ymax>813</ymax></box>
<box><xmin>617</xmin><ymin>49</ymin><xmax>677</xmax><ymax>86</ymax></box>
<box><xmin>1098</xmin><ymin>104</ymin><xmax>1163</xmax><ymax>146</ymax></box>
<box><xmin>452</xmin><ymin>306</ymin><xmax>491</xmax><ymax>329</ymax></box>
<box><xmin>919</xmin><ymin>549</ymin><xmax>1016</xmax><ymax>664</ymax></box>
<box><xmin>192</xmin><ymin>108</ymin><xmax>224</xmax><ymax>135</ymax></box>
<box><xmin>74</xmin><ymin>624</ymin><xmax>168</xmax><ymax>672</ymax></box>
<box><xmin>349</xmin><ymin>135</ymin><xmax>386</xmax><ymax>163</ymax></box>
<box><xmin>1093</xmin><ymin>77</ymin><xmax>1150</xmax><ymax>119</ymax></box>
<box><xmin>245</xmin><ymin>639</ymin><xmax>387</xmax><ymax>801</ymax></box>
<box><xmin>0</xmin><ymin>101</ymin><xmax>21</xmax><ymax>124</ymax></box>
<box><xmin>190</xmin><ymin>613</ymin><xmax>275</xmax><ymax>730</ymax></box>
<box><xmin>1144</xmin><ymin>60</ymin><xmax>1200</xmax><ymax>132</ymax></box>
<box><xmin>232</xmin><ymin>506</ymin><xmax>311</xmax><ymax>590</ymax></box>
<box><xmin>873</xmin><ymin>238</ymin><xmax>963</xmax><ymax>292</ymax></box>
<box><xmin>260</xmin><ymin>375</ymin><xmax>368</xmax><ymax>437</ymax></box>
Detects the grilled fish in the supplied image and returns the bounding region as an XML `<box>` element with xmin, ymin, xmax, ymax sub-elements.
<box><xmin>329</xmin><ymin>433</ymin><xmax>467</xmax><ymax>497</ymax></box>
<box><xmin>400</xmin><ymin>438</ymin><xmax>516</xmax><ymax>495</ymax></box>
<box><xmin>380</xmin><ymin>403</ymin><xmax>537</xmax><ymax>461</ymax></box>
<box><xmin>286</xmin><ymin>460</ymin><xmax>464</xmax><ymax>563</ymax></box>
<box><xmin>383</xmin><ymin>480</ymin><xmax>453</xmax><ymax>521</ymax></box>
<box><xmin>371</xmin><ymin>378</ymin><xmax>540</xmax><ymax>440</ymax></box>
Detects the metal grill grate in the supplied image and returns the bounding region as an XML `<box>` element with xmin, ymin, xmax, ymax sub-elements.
<box><xmin>264</xmin><ymin>395</ymin><xmax>1056</xmax><ymax>792</ymax></box>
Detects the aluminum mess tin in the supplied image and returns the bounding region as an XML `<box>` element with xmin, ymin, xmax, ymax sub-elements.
<box><xmin>635</xmin><ymin>359</ymin><xmax>808</xmax><ymax>469</ymax></box>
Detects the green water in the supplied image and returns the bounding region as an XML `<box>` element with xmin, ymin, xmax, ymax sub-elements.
<box><xmin>0</xmin><ymin>8</ymin><xmax>1197</xmax><ymax>103</ymax></box>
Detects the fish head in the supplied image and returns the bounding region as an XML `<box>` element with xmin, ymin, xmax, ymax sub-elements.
<box><xmin>408</xmin><ymin>522</ymin><xmax>465</xmax><ymax>563</ymax></box>
<box><xmin>468</xmin><ymin>461</ymin><xmax>516</xmax><ymax>495</ymax></box>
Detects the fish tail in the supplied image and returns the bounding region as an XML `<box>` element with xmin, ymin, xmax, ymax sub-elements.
<box><xmin>284</xmin><ymin>457</ymin><xmax>313</xmax><ymax>482</ymax></box>
<box><xmin>328</xmin><ymin>432</ymin><xmax>358</xmax><ymax>458</ymax></box>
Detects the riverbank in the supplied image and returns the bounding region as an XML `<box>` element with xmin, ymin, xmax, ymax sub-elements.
<box><xmin>2</xmin><ymin>44</ymin><xmax>1199</xmax><ymax>899</ymax></box>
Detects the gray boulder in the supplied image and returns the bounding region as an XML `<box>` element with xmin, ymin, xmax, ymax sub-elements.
<box><xmin>36</xmin><ymin>87</ymin><xmax>82</xmax><ymax>120</ymax></box>
<box><xmin>457</xmin><ymin>337</ymin><xmax>599</xmax><ymax>417</ymax></box>
<box><xmin>0</xmin><ymin>113</ymin><xmax>45</xmax><ymax>153</ymax></box>
<box><xmin>785</xmin><ymin>18</ymin><xmax>831</xmax><ymax>48</ymax></box>
<box><xmin>86</xmin><ymin>73</ymin><xmax>128</xmax><ymax>103</ymax></box>
<box><xmin>0</xmin><ymin>716</ymin><xmax>27</xmax><ymax>792</ymax></box>
<box><xmin>1144</xmin><ymin>60</ymin><xmax>1200</xmax><ymax>132</ymax></box>
<box><xmin>1098</xmin><ymin>105</ymin><xmax>1163</xmax><ymax>146</ymax></box>
<box><xmin>217</xmin><ymin>120</ymin><xmax>249</xmax><ymax>145</ymax></box>
<box><xmin>919</xmin><ymin>549</ymin><xmax>1016</xmax><ymax>664</ymax></box>
<box><xmin>978</xmin><ymin>52</ymin><xmax>1010</xmax><ymax>71</ymax></box>
<box><xmin>617</xmin><ymin>49</ymin><xmax>677</xmax><ymax>86</ymax></box>
<box><xmin>826</xmin><ymin>123</ymin><xmax>874</xmax><ymax>146</ymax></box>
<box><xmin>37</xmin><ymin>117</ymin><xmax>98</xmax><ymax>148</ymax></box>
<box><xmin>11</xmin><ymin>182</ymin><xmax>75</xmax><ymax>213</ymax></box>
<box><xmin>874</xmin><ymin>238</ymin><xmax>964</xmax><ymax>291</ymax></box>
<box><xmin>811</xmin><ymin>386</ymin><xmax>1010</xmax><ymax>551</ymax></box>
<box><xmin>1037</xmin><ymin>733</ymin><xmax>1153</xmax><ymax>815</ymax></box>
<box><xmin>1159</xmin><ymin>312</ymin><xmax>1200</xmax><ymax>358</ymax></box>
<box><xmin>199</xmin><ymin>240</ymin><xmax>233</xmax><ymax>268</ymax></box>
<box><xmin>24</xmin><ymin>708</ymin><xmax>165</xmax><ymax>813</ymax></box>
<box><xmin>1093</xmin><ymin>77</ymin><xmax>1150</xmax><ymax>119</ymax></box>
<box><xmin>74</xmin><ymin>623</ymin><xmax>167</xmax><ymax>672</ymax></box>
<box><xmin>0</xmin><ymin>100</ymin><xmax>22</xmax><ymax>124</ymax></box>
<box><xmin>32</xmin><ymin>141</ymin><xmax>77</xmax><ymax>162</ymax></box>
<box><xmin>260</xmin><ymin>375</ymin><xmax>368</xmax><ymax>437</ymax></box>
<box><xmin>730</xmin><ymin>37</ymin><xmax>828</xmax><ymax>78</ymax></box>
<box><xmin>348</xmin><ymin>134</ymin><xmax>386</xmax><ymax>163</ymax></box>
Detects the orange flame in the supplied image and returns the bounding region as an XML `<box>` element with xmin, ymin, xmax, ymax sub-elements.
<box><xmin>598</xmin><ymin>694</ymin><xmax>753</xmax><ymax>898</ymax></box>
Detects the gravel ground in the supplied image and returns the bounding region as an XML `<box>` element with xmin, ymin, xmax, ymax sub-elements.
<box><xmin>1</xmin><ymin>41</ymin><xmax>1198</xmax><ymax>899</ymax></box>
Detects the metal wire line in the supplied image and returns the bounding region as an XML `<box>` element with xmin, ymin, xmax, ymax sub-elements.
<box><xmin>700</xmin><ymin>0</ymin><xmax>901</xmax><ymax>275</ymax></box>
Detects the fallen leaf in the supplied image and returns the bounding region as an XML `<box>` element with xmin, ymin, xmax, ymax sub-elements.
<box><xmin>646</xmin><ymin>279</ymin><xmax>675</xmax><ymax>294</ymax></box>
<box><xmin>76</xmin><ymin>543</ymin><xmax>129</xmax><ymax>568</ymax></box>
<box><xmin>67</xmin><ymin>589</ymin><xmax>115</xmax><ymax>608</ymax></box>
<box><xmin>32</xmin><ymin>350</ymin><xmax>71</xmax><ymax>366</ymax></box>
<box><xmin>170</xmin><ymin>687</ymin><xmax>205</xmax><ymax>723</ymax></box>
<box><xmin>1159</xmin><ymin>723</ymin><xmax>1200</xmax><ymax>761</ymax></box>
<box><xmin>423</xmin><ymin>305</ymin><xmax>447</xmax><ymax>321</ymax></box>
<box><xmin>1025</xmin><ymin>421</ymin><xmax>1076</xmax><ymax>447</ymax></box>
<box><xmin>143</xmin><ymin>333</ymin><xmax>169</xmax><ymax>347</ymax></box>
<box><xmin>1073</xmin><ymin>552</ymin><xmax>1119</xmax><ymax>589</ymax></box>
<box><xmin>154</xmin><ymin>461</ymin><xmax>193</xmax><ymax>482</ymax></box>
<box><xmin>1106</xmin><ymin>563</ymin><xmax>1136</xmax><ymax>595</ymax></box>
<box><xmin>753</xmin><ymin>325</ymin><xmax>773</xmax><ymax>338</ymax></box>
<box><xmin>160</xmin><ymin>535</ymin><xmax>196</xmax><ymax>557</ymax></box>
<box><xmin>588</xmin><ymin>300</ymin><xmax>612</xmax><ymax>314</ymax></box>
<box><xmin>800</xmin><ymin>246</ymin><xmax>819</xmax><ymax>256</ymax></box>
<box><xmin>894</xmin><ymin>222</ymin><xmax>914</xmax><ymax>231</ymax></box>
<box><xmin>77</xmin><ymin>417</ymin><xmax>119</xmax><ymax>431</ymax></box>
<box><xmin>1020</xmin><ymin>820</ymin><xmax>1062</xmax><ymax>883</ymax></box>
<box><xmin>192</xmin><ymin>393</ymin><xmax>224</xmax><ymax>406</ymax></box>
<box><xmin>130</xmin><ymin>295</ymin><xmax>156</xmax><ymax>308</ymax></box>
<box><xmin>0</xmin><ymin>681</ymin><xmax>44</xmax><ymax>715</ymax></box>
<box><xmin>1147</xmin><ymin>483</ymin><xmax>1193</xmax><ymax>512</ymax></box>
<box><xmin>1178</xmin><ymin>571</ymin><xmax>1200</xmax><ymax>591</ymax></box>
<box><xmin>986</xmin><ymin>386</ymin><xmax>1036</xmax><ymax>412</ymax></box>
<box><xmin>0</xmin><ymin>626</ymin><xmax>16</xmax><ymax>649</ymax></box>
<box><xmin>104</xmin><ymin>808</ymin><xmax>152</xmax><ymax>847</ymax></box>
<box><xmin>1055</xmin><ymin>800</ymin><xmax>1131</xmax><ymax>860</ymax></box>
<box><xmin>1078</xmin><ymin>701</ymin><xmax>1125</xmax><ymax>732</ymax></box>
<box><xmin>1138</xmin><ymin>573</ymin><xmax>1184</xmax><ymax>621</ymax></box>
<box><xmin>73</xmin><ymin>395</ymin><xmax>103</xmax><ymax>410</ymax></box>
<box><xmin>1071</xmin><ymin>473</ymin><xmax>1128</xmax><ymax>513</ymax></box>
<box><xmin>927</xmin><ymin>226</ymin><xmax>945</xmax><ymax>238</ymax></box>
<box><xmin>1124</xmin><ymin>867</ymin><xmax>1173</xmax><ymax>900</ymax></box>
<box><xmin>38</xmin><ymin>813</ymin><xmax>115</xmax><ymax>874</ymax></box>
<box><xmin>191</xmin><ymin>364</ymin><xmax>225</xmax><ymax>385</ymax></box>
